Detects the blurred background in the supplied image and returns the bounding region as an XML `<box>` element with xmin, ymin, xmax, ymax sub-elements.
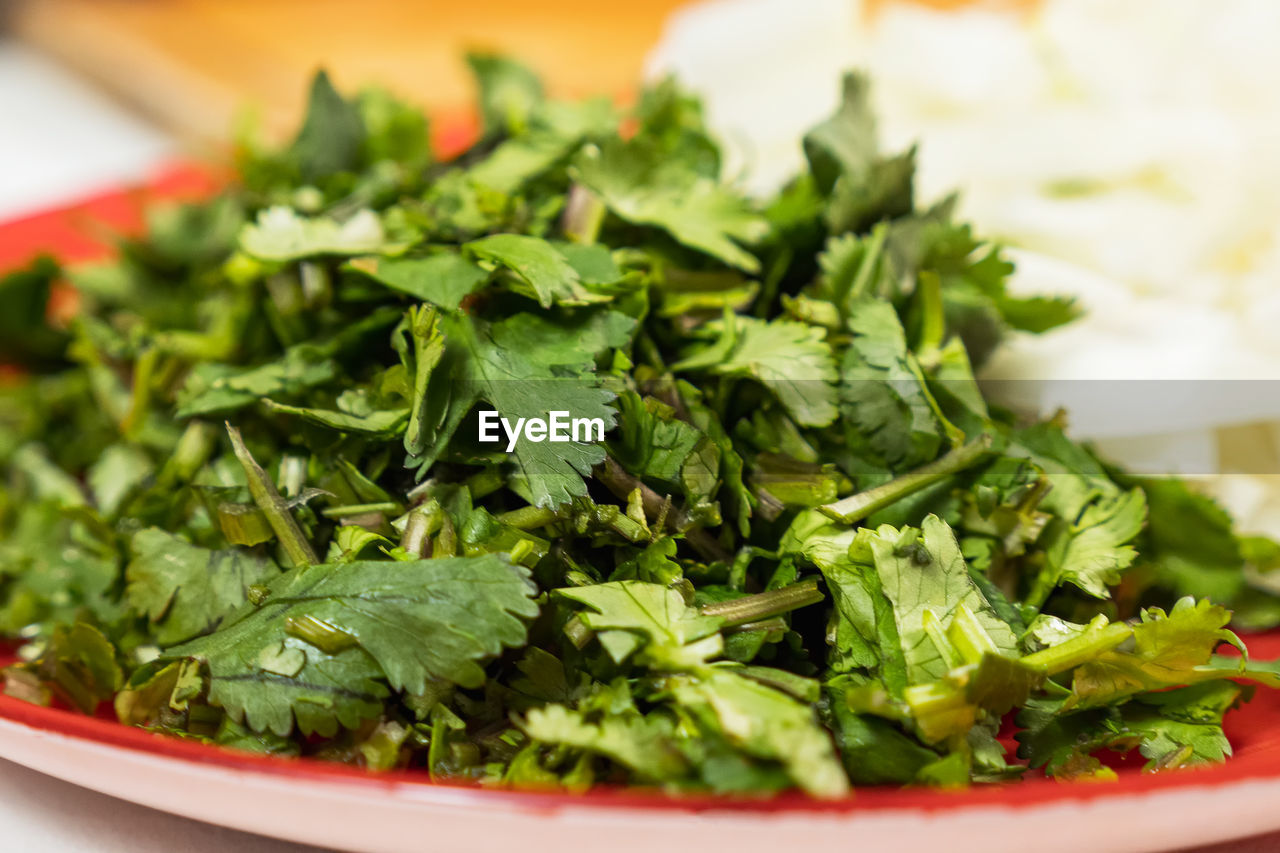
<box><xmin>3</xmin><ymin>1</ymin><xmax>1280</xmax><ymax>851</ymax></box>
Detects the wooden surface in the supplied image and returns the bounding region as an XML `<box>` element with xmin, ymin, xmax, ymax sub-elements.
<box><xmin>10</xmin><ymin>0</ymin><xmax>692</xmax><ymax>145</ymax></box>
<box><xmin>9</xmin><ymin>0</ymin><xmax>1033</xmax><ymax>146</ymax></box>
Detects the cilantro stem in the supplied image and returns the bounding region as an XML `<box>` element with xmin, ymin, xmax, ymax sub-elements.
<box><xmin>497</xmin><ymin>505</ymin><xmax>558</xmax><ymax>529</ymax></box>
<box><xmin>596</xmin><ymin>456</ymin><xmax>728</xmax><ymax>562</ymax></box>
<box><xmin>1021</xmin><ymin>622</ymin><xmax>1133</xmax><ymax>675</ymax></box>
<box><xmin>400</xmin><ymin>501</ymin><xmax>443</xmax><ymax>557</ymax></box>
<box><xmin>819</xmin><ymin>434</ymin><xmax>993</xmax><ymax>524</ymax></box>
<box><xmin>122</xmin><ymin>345</ymin><xmax>158</xmax><ymax>438</ymax></box>
<box><xmin>915</xmin><ymin>270</ymin><xmax>945</xmax><ymax>361</ymax></box>
<box><xmin>723</xmin><ymin>617</ymin><xmax>787</xmax><ymax>634</ymax></box>
<box><xmin>849</xmin><ymin>222</ymin><xmax>888</xmax><ymax>300</ymax></box>
<box><xmin>156</xmin><ymin>420</ymin><xmax>217</xmax><ymax>487</ymax></box>
<box><xmin>465</xmin><ymin>467</ymin><xmax>506</xmax><ymax>500</ymax></box>
<box><xmin>561</xmin><ymin>183</ymin><xmax>605</xmax><ymax>244</ymax></box>
<box><xmin>320</xmin><ymin>502</ymin><xmax>399</xmax><ymax>518</ymax></box>
<box><xmin>226</xmin><ymin>423</ymin><xmax>319</xmax><ymax>567</ymax></box>
<box><xmin>701</xmin><ymin>579</ymin><xmax>823</xmax><ymax>626</ymax></box>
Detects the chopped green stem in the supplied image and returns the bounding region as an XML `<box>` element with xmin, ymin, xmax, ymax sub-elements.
<box><xmin>122</xmin><ymin>346</ymin><xmax>158</xmax><ymax>437</ymax></box>
<box><xmin>849</xmin><ymin>222</ymin><xmax>888</xmax><ymax>299</ymax></box>
<box><xmin>947</xmin><ymin>604</ymin><xmax>998</xmax><ymax>666</ymax></box>
<box><xmin>400</xmin><ymin>502</ymin><xmax>443</xmax><ymax>558</ymax></box>
<box><xmin>701</xmin><ymin>579</ymin><xmax>823</xmax><ymax>627</ymax></box>
<box><xmin>217</xmin><ymin>502</ymin><xmax>273</xmax><ymax>547</ymax></box>
<box><xmin>157</xmin><ymin>420</ymin><xmax>217</xmax><ymax>486</ymax></box>
<box><xmin>285</xmin><ymin>614</ymin><xmax>359</xmax><ymax>654</ymax></box>
<box><xmin>561</xmin><ymin>183</ymin><xmax>606</xmax><ymax>244</ymax></box>
<box><xmin>723</xmin><ymin>617</ymin><xmax>788</xmax><ymax>635</ymax></box>
<box><xmin>636</xmin><ymin>333</ymin><xmax>667</xmax><ymax>372</ymax></box>
<box><xmin>1022</xmin><ymin>622</ymin><xmax>1133</xmax><ymax>675</ymax></box>
<box><xmin>595</xmin><ymin>456</ymin><xmax>728</xmax><ymax>562</ymax></box>
<box><xmin>464</xmin><ymin>467</ymin><xmax>506</xmax><ymax>500</ymax></box>
<box><xmin>820</xmin><ymin>434</ymin><xmax>993</xmax><ymax>524</ymax></box>
<box><xmin>320</xmin><ymin>502</ymin><xmax>399</xmax><ymax>519</ymax></box>
<box><xmin>914</xmin><ymin>270</ymin><xmax>945</xmax><ymax>361</ymax></box>
<box><xmin>563</xmin><ymin>615</ymin><xmax>594</xmax><ymax>649</ymax></box>
<box><xmin>497</xmin><ymin>505</ymin><xmax>558</xmax><ymax>529</ymax></box>
<box><xmin>922</xmin><ymin>609</ymin><xmax>964</xmax><ymax>670</ymax></box>
<box><xmin>226</xmin><ymin>423</ymin><xmax>319</xmax><ymax>567</ymax></box>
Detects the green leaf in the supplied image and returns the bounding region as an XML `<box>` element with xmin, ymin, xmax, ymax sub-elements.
<box><xmin>356</xmin><ymin>86</ymin><xmax>430</xmax><ymax>167</ymax></box>
<box><xmin>22</xmin><ymin>622</ymin><xmax>123</xmax><ymax>714</ymax></box>
<box><xmin>168</xmin><ymin>554</ymin><xmax>538</xmax><ymax>735</ymax></box>
<box><xmin>126</xmin><ymin>528</ymin><xmax>279</xmax><ymax>645</ymax></box>
<box><xmin>349</xmin><ymin>253</ymin><xmax>489</xmax><ymax>310</ymax></box>
<box><xmin>826</xmin><ymin>685</ymin><xmax>940</xmax><ymax>785</ymax></box>
<box><xmin>840</xmin><ymin>297</ymin><xmax>947</xmax><ymax>468</ymax></box>
<box><xmin>418</xmin><ymin>310</ymin><xmax>632</xmax><ymax>507</ymax></box>
<box><xmin>522</xmin><ymin>704</ymin><xmax>687</xmax><ymax>781</ymax></box>
<box><xmin>1126</xmin><ymin>681</ymin><xmax>1244</xmax><ymax>770</ymax></box>
<box><xmin>556</xmin><ymin>581</ymin><xmax>724</xmax><ymax>669</ymax></box>
<box><xmin>290</xmin><ymin>70</ymin><xmax>366</xmax><ymax>180</ymax></box>
<box><xmin>803</xmin><ymin>73</ymin><xmax>914</xmax><ymax>234</ymax></box>
<box><xmin>678</xmin><ymin>379</ymin><xmax>754</xmax><ymax>535</ymax></box>
<box><xmin>239</xmin><ymin>208</ymin><xmax>393</xmax><ymax>262</ymax></box>
<box><xmin>609</xmin><ymin>392</ymin><xmax>707</xmax><ymax>490</ymax></box>
<box><xmin>674</xmin><ymin>313</ymin><xmax>839</xmax><ymax>427</ymax></box>
<box><xmin>176</xmin><ymin>351</ymin><xmax>337</xmax><ymax>419</ymax></box>
<box><xmin>0</xmin><ymin>256</ymin><xmax>69</xmax><ymax>368</ymax></box>
<box><xmin>1068</xmin><ymin>598</ymin><xmax>1244</xmax><ymax>708</ymax></box>
<box><xmin>466</xmin><ymin>234</ymin><xmax>605</xmax><ymax>307</ymax></box>
<box><xmin>87</xmin><ymin>443</ymin><xmax>153</xmax><ymax>518</ymax></box>
<box><xmin>0</xmin><ymin>500</ymin><xmax>122</xmax><ymax>637</ymax></box>
<box><xmin>1126</xmin><ymin>476</ymin><xmax>1245</xmax><ymax>602</ymax></box>
<box><xmin>264</xmin><ymin>393</ymin><xmax>410</xmax><ymax>435</ymax></box>
<box><xmin>1043</xmin><ymin>488</ymin><xmax>1146</xmax><ymax>601</ymax></box>
<box><xmin>575</xmin><ymin>138</ymin><xmax>768</xmax><ymax>272</ymax></box>
<box><xmin>868</xmin><ymin>515</ymin><xmax>1019</xmax><ymax>683</ymax></box>
<box><xmin>669</xmin><ymin>668</ymin><xmax>849</xmax><ymax>798</ymax></box>
<box><xmin>466</xmin><ymin>53</ymin><xmax>544</xmax><ymax>136</ymax></box>
<box><xmin>174</xmin><ymin>310</ymin><xmax>400</xmax><ymax>418</ymax></box>
<box><xmin>1018</xmin><ymin>680</ymin><xmax>1246</xmax><ymax>777</ymax></box>
<box><xmin>820</xmin><ymin>557</ymin><xmax>908</xmax><ymax>695</ymax></box>
<box><xmin>998</xmin><ymin>295</ymin><xmax>1081</xmax><ymax>334</ymax></box>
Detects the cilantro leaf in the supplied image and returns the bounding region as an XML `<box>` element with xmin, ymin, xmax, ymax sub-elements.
<box><xmin>522</xmin><ymin>704</ymin><xmax>687</xmax><ymax>781</ymax></box>
<box><xmin>1068</xmin><ymin>598</ymin><xmax>1244</xmax><ymax>708</ymax></box>
<box><xmin>669</xmin><ymin>668</ymin><xmax>849</xmax><ymax>798</ymax></box>
<box><xmin>575</xmin><ymin>138</ymin><xmax>768</xmax><ymax>272</ymax></box>
<box><xmin>239</xmin><ymin>208</ymin><xmax>395</xmax><ymax>262</ymax></box>
<box><xmin>349</xmin><ymin>253</ymin><xmax>489</xmax><ymax>310</ymax></box>
<box><xmin>168</xmin><ymin>555</ymin><xmax>538</xmax><ymax>734</ymax></box>
<box><xmin>557</xmin><ymin>581</ymin><xmax>724</xmax><ymax>669</ymax></box>
<box><xmin>841</xmin><ymin>297</ymin><xmax>947</xmax><ymax>468</ymax></box>
<box><xmin>803</xmin><ymin>73</ymin><xmax>914</xmax><ymax>234</ymax></box>
<box><xmin>868</xmin><ymin>515</ymin><xmax>1019</xmax><ymax>683</ymax></box>
<box><xmin>415</xmin><ymin>309</ymin><xmax>632</xmax><ymax>507</ymax></box>
<box><xmin>1039</xmin><ymin>488</ymin><xmax>1147</xmax><ymax>602</ymax></box>
<box><xmin>126</xmin><ymin>528</ymin><xmax>279</xmax><ymax>646</ymax></box>
<box><xmin>466</xmin><ymin>53</ymin><xmax>544</xmax><ymax>136</ymax></box>
<box><xmin>674</xmin><ymin>313</ymin><xmax>839</xmax><ymax>427</ymax></box>
<box><xmin>466</xmin><ymin>234</ymin><xmax>604</xmax><ymax>307</ymax></box>
<box><xmin>290</xmin><ymin>70</ymin><xmax>366</xmax><ymax>181</ymax></box>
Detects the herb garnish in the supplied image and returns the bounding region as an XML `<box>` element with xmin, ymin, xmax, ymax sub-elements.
<box><xmin>2</xmin><ymin>56</ymin><xmax>1278</xmax><ymax>793</ymax></box>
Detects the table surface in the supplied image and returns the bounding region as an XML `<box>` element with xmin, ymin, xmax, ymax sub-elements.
<box><xmin>0</xmin><ymin>18</ymin><xmax>1278</xmax><ymax>853</ymax></box>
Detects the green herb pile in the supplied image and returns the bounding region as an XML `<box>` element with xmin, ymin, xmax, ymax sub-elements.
<box><xmin>4</xmin><ymin>58</ymin><xmax>1280</xmax><ymax>796</ymax></box>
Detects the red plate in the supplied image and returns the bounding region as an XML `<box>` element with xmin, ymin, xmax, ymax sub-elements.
<box><xmin>4</xmin><ymin>148</ymin><xmax>1280</xmax><ymax>853</ymax></box>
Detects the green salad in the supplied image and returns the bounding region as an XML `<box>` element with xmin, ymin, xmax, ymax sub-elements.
<box><xmin>2</xmin><ymin>56</ymin><xmax>1280</xmax><ymax>797</ymax></box>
